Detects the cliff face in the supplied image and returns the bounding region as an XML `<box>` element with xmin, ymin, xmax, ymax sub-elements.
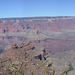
<box><xmin>0</xmin><ymin>17</ymin><xmax>75</xmax><ymax>55</ymax></box>
<box><xmin>0</xmin><ymin>17</ymin><xmax>75</xmax><ymax>33</ymax></box>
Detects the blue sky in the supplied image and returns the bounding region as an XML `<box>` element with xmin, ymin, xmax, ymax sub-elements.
<box><xmin>0</xmin><ymin>0</ymin><xmax>75</xmax><ymax>18</ymax></box>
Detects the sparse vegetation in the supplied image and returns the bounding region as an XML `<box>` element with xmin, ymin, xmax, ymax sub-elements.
<box><xmin>62</xmin><ymin>63</ymin><xmax>74</xmax><ymax>75</ymax></box>
<box><xmin>45</xmin><ymin>67</ymin><xmax>55</xmax><ymax>75</ymax></box>
<box><xmin>0</xmin><ymin>43</ymin><xmax>74</xmax><ymax>75</ymax></box>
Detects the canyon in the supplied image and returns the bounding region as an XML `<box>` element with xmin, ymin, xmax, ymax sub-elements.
<box><xmin>0</xmin><ymin>16</ymin><xmax>75</xmax><ymax>75</ymax></box>
<box><xmin>0</xmin><ymin>17</ymin><xmax>75</xmax><ymax>55</ymax></box>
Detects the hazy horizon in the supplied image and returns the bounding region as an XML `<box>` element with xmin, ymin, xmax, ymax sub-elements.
<box><xmin>0</xmin><ymin>16</ymin><xmax>75</xmax><ymax>19</ymax></box>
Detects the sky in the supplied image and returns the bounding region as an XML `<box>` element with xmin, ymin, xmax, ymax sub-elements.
<box><xmin>0</xmin><ymin>0</ymin><xmax>75</xmax><ymax>18</ymax></box>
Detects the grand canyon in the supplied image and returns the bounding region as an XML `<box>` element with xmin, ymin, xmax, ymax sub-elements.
<box><xmin>0</xmin><ymin>17</ymin><xmax>75</xmax><ymax>75</ymax></box>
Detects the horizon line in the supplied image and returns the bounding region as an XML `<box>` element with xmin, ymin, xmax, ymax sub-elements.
<box><xmin>0</xmin><ymin>16</ymin><xmax>75</xmax><ymax>19</ymax></box>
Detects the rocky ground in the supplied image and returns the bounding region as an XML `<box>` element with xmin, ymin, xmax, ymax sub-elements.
<box><xmin>0</xmin><ymin>42</ymin><xmax>75</xmax><ymax>75</ymax></box>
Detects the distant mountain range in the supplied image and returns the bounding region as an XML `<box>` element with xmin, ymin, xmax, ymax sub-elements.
<box><xmin>0</xmin><ymin>16</ymin><xmax>75</xmax><ymax>23</ymax></box>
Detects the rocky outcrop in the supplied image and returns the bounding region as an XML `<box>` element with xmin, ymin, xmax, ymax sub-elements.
<box><xmin>0</xmin><ymin>42</ymin><xmax>75</xmax><ymax>75</ymax></box>
<box><xmin>0</xmin><ymin>42</ymin><xmax>54</xmax><ymax>75</ymax></box>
